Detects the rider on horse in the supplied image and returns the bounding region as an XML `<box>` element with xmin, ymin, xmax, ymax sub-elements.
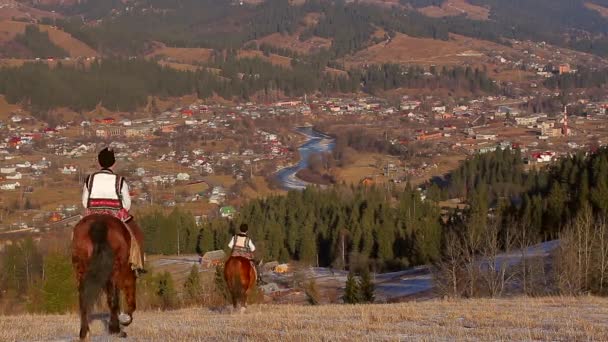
<box><xmin>228</xmin><ymin>223</ymin><xmax>263</xmax><ymax>283</ymax></box>
<box><xmin>82</xmin><ymin>147</ymin><xmax>146</xmax><ymax>276</ymax></box>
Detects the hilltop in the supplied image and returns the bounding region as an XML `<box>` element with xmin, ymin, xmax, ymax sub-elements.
<box><xmin>0</xmin><ymin>297</ymin><xmax>606</xmax><ymax>341</ymax></box>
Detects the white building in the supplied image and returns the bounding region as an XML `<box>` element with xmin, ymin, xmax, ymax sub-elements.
<box><xmin>1</xmin><ymin>182</ymin><xmax>20</xmax><ymax>190</ymax></box>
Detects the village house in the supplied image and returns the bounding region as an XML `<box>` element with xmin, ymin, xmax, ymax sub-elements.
<box><xmin>0</xmin><ymin>167</ymin><xmax>16</xmax><ymax>174</ymax></box>
<box><xmin>1</xmin><ymin>182</ymin><xmax>20</xmax><ymax>190</ymax></box>
<box><xmin>6</xmin><ymin>172</ymin><xmax>22</xmax><ymax>180</ymax></box>
<box><xmin>100</xmin><ymin>117</ymin><xmax>116</xmax><ymax>125</ymax></box>
<box><xmin>61</xmin><ymin>165</ymin><xmax>78</xmax><ymax>175</ymax></box>
<box><xmin>416</xmin><ymin>132</ymin><xmax>443</xmax><ymax>141</ymax></box>
<box><xmin>432</xmin><ymin>105</ymin><xmax>446</xmax><ymax>113</ymax></box>
<box><xmin>275</xmin><ymin>100</ymin><xmax>302</xmax><ymax>107</ymax></box>
<box><xmin>475</xmin><ymin>134</ymin><xmax>497</xmax><ymax>141</ymax></box>
<box><xmin>125</xmin><ymin>126</ymin><xmax>154</xmax><ymax>138</ymax></box>
<box><xmin>176</xmin><ymin>173</ymin><xmax>190</xmax><ymax>181</ymax></box>
<box><xmin>220</xmin><ymin>206</ymin><xmax>236</xmax><ymax>219</ymax></box>
<box><xmin>400</xmin><ymin>100</ymin><xmax>421</xmax><ymax>111</ymax></box>
<box><xmin>532</xmin><ymin>151</ymin><xmax>556</xmax><ymax>163</ymax></box>
<box><xmin>515</xmin><ymin>116</ymin><xmax>539</xmax><ymax>126</ymax></box>
<box><xmin>96</xmin><ymin>127</ymin><xmax>122</xmax><ymax>138</ymax></box>
<box><xmin>200</xmin><ymin>250</ymin><xmax>226</xmax><ymax>268</ymax></box>
<box><xmin>161</xmin><ymin>123</ymin><xmax>179</xmax><ymax>133</ymax></box>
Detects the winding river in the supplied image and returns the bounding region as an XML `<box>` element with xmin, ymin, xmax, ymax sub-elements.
<box><xmin>275</xmin><ymin>126</ymin><xmax>336</xmax><ymax>191</ymax></box>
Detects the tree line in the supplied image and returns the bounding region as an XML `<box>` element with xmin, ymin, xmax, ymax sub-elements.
<box><xmin>0</xmin><ymin>57</ymin><xmax>498</xmax><ymax>112</ymax></box>
<box><xmin>38</xmin><ymin>0</ymin><xmax>608</xmax><ymax>59</ymax></box>
<box><xmin>360</xmin><ymin>64</ymin><xmax>497</xmax><ymax>95</ymax></box>
<box><xmin>435</xmin><ymin>147</ymin><xmax>608</xmax><ymax>297</ymax></box>
<box><xmin>0</xmin><ymin>25</ymin><xmax>68</xmax><ymax>59</ymax></box>
<box><xmin>544</xmin><ymin>68</ymin><xmax>608</xmax><ymax>90</ymax></box>
<box><xmin>0</xmin><ymin>58</ymin><xmax>195</xmax><ymax>112</ymax></box>
<box><xmin>140</xmin><ymin>185</ymin><xmax>442</xmax><ymax>271</ymax></box>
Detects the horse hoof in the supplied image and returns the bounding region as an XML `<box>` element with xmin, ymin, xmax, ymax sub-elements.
<box><xmin>118</xmin><ymin>331</ymin><xmax>128</xmax><ymax>338</ymax></box>
<box><xmin>119</xmin><ymin>313</ymin><xmax>132</xmax><ymax>326</ymax></box>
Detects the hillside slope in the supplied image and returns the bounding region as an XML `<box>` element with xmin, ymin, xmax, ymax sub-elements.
<box><xmin>0</xmin><ymin>0</ymin><xmax>61</xmax><ymax>20</ymax></box>
<box><xmin>0</xmin><ymin>20</ymin><xmax>97</xmax><ymax>57</ymax></box>
<box><xmin>1</xmin><ymin>297</ymin><xmax>606</xmax><ymax>341</ymax></box>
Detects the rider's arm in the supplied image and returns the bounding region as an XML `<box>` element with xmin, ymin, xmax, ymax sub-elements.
<box><xmin>81</xmin><ymin>183</ymin><xmax>89</xmax><ymax>208</ymax></box>
<box><xmin>121</xmin><ymin>180</ymin><xmax>131</xmax><ymax>211</ymax></box>
<box><xmin>228</xmin><ymin>237</ymin><xmax>234</xmax><ymax>248</ymax></box>
<box><xmin>249</xmin><ymin>239</ymin><xmax>256</xmax><ymax>252</ymax></box>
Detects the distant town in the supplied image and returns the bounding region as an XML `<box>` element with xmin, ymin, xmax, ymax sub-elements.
<box><xmin>1</xmin><ymin>86</ymin><xmax>607</xmax><ymax>239</ymax></box>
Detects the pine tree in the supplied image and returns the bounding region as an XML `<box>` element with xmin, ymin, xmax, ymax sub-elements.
<box><xmin>359</xmin><ymin>269</ymin><xmax>375</xmax><ymax>303</ymax></box>
<box><xmin>183</xmin><ymin>265</ymin><xmax>202</xmax><ymax>304</ymax></box>
<box><xmin>41</xmin><ymin>252</ymin><xmax>77</xmax><ymax>313</ymax></box>
<box><xmin>156</xmin><ymin>271</ymin><xmax>177</xmax><ymax>310</ymax></box>
<box><xmin>214</xmin><ymin>264</ymin><xmax>229</xmax><ymax>301</ymax></box>
<box><xmin>376</xmin><ymin>216</ymin><xmax>394</xmax><ymax>262</ymax></box>
<box><xmin>298</xmin><ymin>217</ymin><xmax>317</xmax><ymax>265</ymax></box>
<box><xmin>343</xmin><ymin>271</ymin><xmax>361</xmax><ymax>304</ymax></box>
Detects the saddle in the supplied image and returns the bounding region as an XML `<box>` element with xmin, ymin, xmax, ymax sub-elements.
<box><xmin>229</xmin><ymin>252</ymin><xmax>258</xmax><ymax>281</ymax></box>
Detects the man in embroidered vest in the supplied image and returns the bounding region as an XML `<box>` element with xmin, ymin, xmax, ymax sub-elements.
<box><xmin>82</xmin><ymin>147</ymin><xmax>146</xmax><ymax>276</ymax></box>
<box><xmin>228</xmin><ymin>223</ymin><xmax>263</xmax><ymax>283</ymax></box>
<box><xmin>228</xmin><ymin>223</ymin><xmax>256</xmax><ymax>259</ymax></box>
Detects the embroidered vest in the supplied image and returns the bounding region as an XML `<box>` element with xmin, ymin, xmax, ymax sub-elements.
<box><xmin>86</xmin><ymin>171</ymin><xmax>124</xmax><ymax>211</ymax></box>
<box><xmin>231</xmin><ymin>234</ymin><xmax>253</xmax><ymax>258</ymax></box>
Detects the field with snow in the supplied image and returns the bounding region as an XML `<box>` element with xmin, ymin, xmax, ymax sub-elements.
<box><xmin>1</xmin><ymin>297</ymin><xmax>607</xmax><ymax>341</ymax></box>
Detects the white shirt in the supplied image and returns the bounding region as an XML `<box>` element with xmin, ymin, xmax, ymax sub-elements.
<box><xmin>228</xmin><ymin>235</ymin><xmax>256</xmax><ymax>252</ymax></box>
<box><xmin>82</xmin><ymin>170</ymin><xmax>131</xmax><ymax>210</ymax></box>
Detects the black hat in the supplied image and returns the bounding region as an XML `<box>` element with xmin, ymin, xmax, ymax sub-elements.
<box><xmin>239</xmin><ymin>223</ymin><xmax>249</xmax><ymax>233</ymax></box>
<box><xmin>98</xmin><ymin>148</ymin><xmax>115</xmax><ymax>168</ymax></box>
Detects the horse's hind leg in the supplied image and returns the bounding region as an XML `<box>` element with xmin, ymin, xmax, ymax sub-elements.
<box><xmin>241</xmin><ymin>292</ymin><xmax>248</xmax><ymax>309</ymax></box>
<box><xmin>105</xmin><ymin>283</ymin><xmax>121</xmax><ymax>335</ymax></box>
<box><xmin>120</xmin><ymin>273</ymin><xmax>136</xmax><ymax>327</ymax></box>
<box><xmin>230</xmin><ymin>293</ymin><xmax>238</xmax><ymax>310</ymax></box>
<box><xmin>78</xmin><ymin>285</ymin><xmax>89</xmax><ymax>340</ymax></box>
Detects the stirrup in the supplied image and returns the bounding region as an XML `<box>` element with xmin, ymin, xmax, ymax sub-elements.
<box><xmin>132</xmin><ymin>267</ymin><xmax>147</xmax><ymax>278</ymax></box>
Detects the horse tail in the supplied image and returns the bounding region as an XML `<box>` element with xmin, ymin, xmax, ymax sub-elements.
<box><xmin>81</xmin><ymin>220</ymin><xmax>114</xmax><ymax>310</ymax></box>
<box><xmin>230</xmin><ymin>271</ymin><xmax>244</xmax><ymax>305</ymax></box>
<box><xmin>225</xmin><ymin>259</ymin><xmax>244</xmax><ymax>307</ymax></box>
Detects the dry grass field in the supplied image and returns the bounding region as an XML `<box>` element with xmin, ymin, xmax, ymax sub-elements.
<box><xmin>341</xmin><ymin>32</ymin><xmax>530</xmax><ymax>70</ymax></box>
<box><xmin>157</xmin><ymin>61</ymin><xmax>202</xmax><ymax>72</ymax></box>
<box><xmin>0</xmin><ymin>95</ymin><xmax>20</xmax><ymax>120</ymax></box>
<box><xmin>1</xmin><ymin>297</ymin><xmax>607</xmax><ymax>341</ymax></box>
<box><xmin>0</xmin><ymin>1</ymin><xmax>61</xmax><ymax>20</ymax></box>
<box><xmin>237</xmin><ymin>50</ymin><xmax>293</xmax><ymax>68</ymax></box>
<box><xmin>147</xmin><ymin>46</ymin><xmax>214</xmax><ymax>64</ymax></box>
<box><xmin>342</xmin><ymin>33</ymin><xmax>488</xmax><ymax>67</ymax></box>
<box><xmin>0</xmin><ymin>20</ymin><xmax>97</xmax><ymax>57</ymax></box>
<box><xmin>585</xmin><ymin>2</ymin><xmax>608</xmax><ymax>18</ymax></box>
<box><xmin>241</xmin><ymin>176</ymin><xmax>285</xmax><ymax>199</ymax></box>
<box><xmin>418</xmin><ymin>0</ymin><xmax>490</xmax><ymax>21</ymax></box>
<box><xmin>255</xmin><ymin>33</ymin><xmax>332</xmax><ymax>55</ymax></box>
<box><xmin>251</xmin><ymin>12</ymin><xmax>332</xmax><ymax>55</ymax></box>
<box><xmin>335</xmin><ymin>152</ymin><xmax>385</xmax><ymax>185</ymax></box>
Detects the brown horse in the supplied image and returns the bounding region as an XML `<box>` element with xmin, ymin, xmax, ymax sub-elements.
<box><xmin>72</xmin><ymin>214</ymin><xmax>137</xmax><ymax>340</ymax></box>
<box><xmin>224</xmin><ymin>256</ymin><xmax>257</xmax><ymax>309</ymax></box>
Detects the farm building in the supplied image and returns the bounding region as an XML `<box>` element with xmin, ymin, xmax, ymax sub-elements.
<box><xmin>201</xmin><ymin>250</ymin><xmax>226</xmax><ymax>268</ymax></box>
